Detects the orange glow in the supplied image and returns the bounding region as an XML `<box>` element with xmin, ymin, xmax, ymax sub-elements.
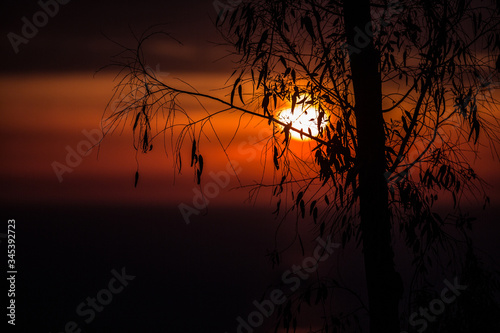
<box><xmin>0</xmin><ymin>73</ymin><xmax>275</xmax><ymax>206</ymax></box>
<box><xmin>1</xmin><ymin>73</ymin><xmax>499</xmax><ymax>208</ymax></box>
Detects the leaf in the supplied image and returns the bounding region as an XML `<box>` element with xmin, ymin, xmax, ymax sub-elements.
<box><xmin>283</xmin><ymin>123</ymin><xmax>291</xmax><ymax>145</ymax></box>
<box><xmin>142</xmin><ymin>131</ymin><xmax>149</xmax><ymax>152</ymax></box>
<box><xmin>437</xmin><ymin>165</ymin><xmax>447</xmax><ymax>182</ymax></box>
<box><xmin>295</xmin><ymin>191</ymin><xmax>304</xmax><ymax>206</ymax></box>
<box><xmin>402</xmin><ymin>115</ymin><xmax>409</xmax><ymax>134</ymax></box>
<box><xmin>468</xmin><ymin>118</ymin><xmax>480</xmax><ymax>144</ymax></box>
<box><xmin>483</xmin><ymin>196</ymin><xmax>490</xmax><ymax>210</ymax></box>
<box><xmin>283</xmin><ymin>21</ymin><xmax>290</xmax><ymax>32</ymax></box>
<box><xmin>191</xmin><ymin>139</ymin><xmax>197</xmax><ymax>167</ymax></box>
<box><xmin>252</xmin><ymin>51</ymin><xmax>267</xmax><ymax>66</ymax></box>
<box><xmin>133</xmin><ymin>113</ymin><xmax>141</xmax><ymax>130</ymax></box>
<box><xmin>231</xmin><ymin>78</ymin><xmax>241</xmax><ymax>106</ymax></box>
<box><xmin>309</xmin><ymin>200</ymin><xmax>317</xmax><ymax>215</ymax></box>
<box><xmin>262</xmin><ymin>94</ymin><xmax>270</xmax><ymax>116</ymax></box>
<box><xmin>177</xmin><ymin>151</ymin><xmax>182</xmax><ymax>172</ymax></box>
<box><xmin>390</xmin><ymin>54</ymin><xmax>397</xmax><ymax>68</ymax></box>
<box><xmin>257</xmin><ymin>66</ymin><xmax>266</xmax><ymax>89</ymax></box>
<box><xmin>301</xmin><ymin>16</ymin><xmax>315</xmax><ymax>40</ymax></box>
<box><xmin>272</xmin><ymin>199</ymin><xmax>281</xmax><ymax>215</ymax></box>
<box><xmin>134</xmin><ymin>171</ymin><xmax>139</xmax><ymax>188</ymax></box>
<box><xmin>256</xmin><ymin>29</ymin><xmax>269</xmax><ymax>55</ymax></box>
<box><xmin>291</xmin><ymin>89</ymin><xmax>299</xmax><ymax>114</ymax></box>
<box><xmin>273</xmin><ymin>146</ymin><xmax>279</xmax><ymax>170</ymax></box>
<box><xmin>198</xmin><ymin>155</ymin><xmax>204</xmax><ymax>174</ymax></box>
<box><xmin>325</xmin><ymin>195</ymin><xmax>330</xmax><ymax>205</ymax></box>
<box><xmin>279</xmin><ymin>55</ymin><xmax>287</xmax><ymax>68</ymax></box>
<box><xmin>238</xmin><ymin>85</ymin><xmax>244</xmax><ymax>104</ymax></box>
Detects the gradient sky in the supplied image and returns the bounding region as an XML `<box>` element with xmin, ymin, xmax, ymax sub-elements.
<box><xmin>1</xmin><ymin>1</ymin><xmax>500</xmax><ymax>332</ymax></box>
<box><xmin>1</xmin><ymin>2</ymin><xmax>331</xmax><ymax>332</ymax></box>
<box><xmin>1</xmin><ymin>0</ymin><xmax>270</xmax><ymax>207</ymax></box>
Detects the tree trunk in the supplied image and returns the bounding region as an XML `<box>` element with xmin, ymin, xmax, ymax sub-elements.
<box><xmin>343</xmin><ymin>1</ymin><xmax>402</xmax><ymax>332</ymax></box>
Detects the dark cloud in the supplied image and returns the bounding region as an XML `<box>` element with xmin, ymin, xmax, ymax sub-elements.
<box><xmin>0</xmin><ymin>0</ymin><xmax>232</xmax><ymax>73</ymax></box>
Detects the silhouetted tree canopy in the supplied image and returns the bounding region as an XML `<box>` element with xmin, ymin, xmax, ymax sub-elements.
<box><xmin>103</xmin><ymin>0</ymin><xmax>500</xmax><ymax>332</ymax></box>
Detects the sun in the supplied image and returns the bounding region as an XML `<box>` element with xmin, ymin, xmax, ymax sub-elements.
<box><xmin>278</xmin><ymin>106</ymin><xmax>328</xmax><ymax>140</ymax></box>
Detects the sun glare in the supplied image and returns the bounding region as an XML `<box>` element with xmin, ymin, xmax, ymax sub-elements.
<box><xmin>278</xmin><ymin>106</ymin><xmax>328</xmax><ymax>140</ymax></box>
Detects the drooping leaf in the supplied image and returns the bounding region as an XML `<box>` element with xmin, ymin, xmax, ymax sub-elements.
<box><xmin>283</xmin><ymin>21</ymin><xmax>290</xmax><ymax>32</ymax></box>
<box><xmin>273</xmin><ymin>146</ymin><xmax>279</xmax><ymax>170</ymax></box>
<box><xmin>402</xmin><ymin>115</ymin><xmax>409</xmax><ymax>134</ymax></box>
<box><xmin>142</xmin><ymin>131</ymin><xmax>149</xmax><ymax>153</ymax></box>
<box><xmin>301</xmin><ymin>16</ymin><xmax>316</xmax><ymax>40</ymax></box>
<box><xmin>262</xmin><ymin>93</ymin><xmax>270</xmax><ymax>116</ymax></box>
<box><xmin>177</xmin><ymin>151</ymin><xmax>182</xmax><ymax>172</ymax></box>
<box><xmin>257</xmin><ymin>64</ymin><xmax>267</xmax><ymax>89</ymax></box>
<box><xmin>283</xmin><ymin>123</ymin><xmax>291</xmax><ymax>145</ymax></box>
<box><xmin>296</xmin><ymin>191</ymin><xmax>304</xmax><ymax>206</ymax></box>
<box><xmin>300</xmin><ymin>199</ymin><xmax>305</xmax><ymax>218</ymax></box>
<box><xmin>231</xmin><ymin>77</ymin><xmax>241</xmax><ymax>105</ymax></box>
<box><xmin>273</xmin><ymin>199</ymin><xmax>281</xmax><ymax>215</ymax></box>
<box><xmin>238</xmin><ymin>85</ymin><xmax>244</xmax><ymax>104</ymax></box>
<box><xmin>191</xmin><ymin>139</ymin><xmax>197</xmax><ymax>167</ymax></box>
<box><xmin>252</xmin><ymin>51</ymin><xmax>267</xmax><ymax>66</ymax></box>
<box><xmin>279</xmin><ymin>55</ymin><xmax>287</xmax><ymax>68</ymax></box>
<box><xmin>199</xmin><ymin>155</ymin><xmax>204</xmax><ymax>174</ymax></box>
<box><xmin>256</xmin><ymin>29</ymin><xmax>269</xmax><ymax>55</ymax></box>
<box><xmin>309</xmin><ymin>200</ymin><xmax>317</xmax><ymax>215</ymax></box>
<box><xmin>291</xmin><ymin>93</ymin><xmax>297</xmax><ymax>114</ymax></box>
<box><xmin>133</xmin><ymin>113</ymin><xmax>141</xmax><ymax>131</ymax></box>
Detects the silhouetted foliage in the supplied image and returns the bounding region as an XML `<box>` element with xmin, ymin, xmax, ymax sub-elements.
<box><xmin>103</xmin><ymin>0</ymin><xmax>500</xmax><ymax>332</ymax></box>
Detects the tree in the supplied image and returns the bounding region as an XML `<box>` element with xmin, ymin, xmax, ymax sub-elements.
<box><xmin>102</xmin><ymin>0</ymin><xmax>500</xmax><ymax>332</ymax></box>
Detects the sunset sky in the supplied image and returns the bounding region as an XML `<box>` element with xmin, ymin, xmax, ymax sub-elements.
<box><xmin>1</xmin><ymin>1</ymin><xmax>500</xmax><ymax>332</ymax></box>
